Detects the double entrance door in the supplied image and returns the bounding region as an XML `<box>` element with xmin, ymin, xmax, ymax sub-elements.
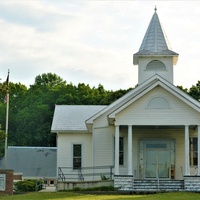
<box><xmin>139</xmin><ymin>140</ymin><xmax>175</xmax><ymax>179</ymax></box>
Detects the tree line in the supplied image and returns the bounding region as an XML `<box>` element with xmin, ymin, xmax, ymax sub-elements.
<box><xmin>0</xmin><ymin>72</ymin><xmax>200</xmax><ymax>158</ymax></box>
<box><xmin>0</xmin><ymin>73</ymin><xmax>132</xmax><ymax>157</ymax></box>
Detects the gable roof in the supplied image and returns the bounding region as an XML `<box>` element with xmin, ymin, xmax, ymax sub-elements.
<box><xmin>5</xmin><ymin>146</ymin><xmax>57</xmax><ymax>178</ymax></box>
<box><xmin>86</xmin><ymin>74</ymin><xmax>200</xmax><ymax>127</ymax></box>
<box><xmin>51</xmin><ymin>105</ymin><xmax>107</xmax><ymax>132</ymax></box>
<box><xmin>133</xmin><ymin>9</ymin><xmax>178</xmax><ymax>65</ymax></box>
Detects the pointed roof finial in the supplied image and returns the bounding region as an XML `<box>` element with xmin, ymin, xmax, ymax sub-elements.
<box><xmin>154</xmin><ymin>6</ymin><xmax>157</xmax><ymax>12</ymax></box>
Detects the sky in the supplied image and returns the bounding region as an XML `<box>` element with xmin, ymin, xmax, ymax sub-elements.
<box><xmin>0</xmin><ymin>0</ymin><xmax>200</xmax><ymax>91</ymax></box>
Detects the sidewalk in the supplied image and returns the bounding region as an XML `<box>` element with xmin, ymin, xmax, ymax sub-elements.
<box><xmin>39</xmin><ymin>186</ymin><xmax>56</xmax><ymax>192</ymax></box>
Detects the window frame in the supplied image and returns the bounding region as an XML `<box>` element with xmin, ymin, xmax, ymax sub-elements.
<box><xmin>114</xmin><ymin>136</ymin><xmax>124</xmax><ymax>166</ymax></box>
<box><xmin>119</xmin><ymin>137</ymin><xmax>124</xmax><ymax>166</ymax></box>
<box><xmin>146</xmin><ymin>60</ymin><xmax>166</xmax><ymax>71</ymax></box>
<box><xmin>189</xmin><ymin>137</ymin><xmax>198</xmax><ymax>166</ymax></box>
<box><xmin>73</xmin><ymin>144</ymin><xmax>82</xmax><ymax>169</ymax></box>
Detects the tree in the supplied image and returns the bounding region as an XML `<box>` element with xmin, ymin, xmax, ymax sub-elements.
<box><xmin>32</xmin><ymin>73</ymin><xmax>66</xmax><ymax>88</ymax></box>
<box><xmin>0</xmin><ymin>124</ymin><xmax>6</xmax><ymax>158</ymax></box>
<box><xmin>0</xmin><ymin>124</ymin><xmax>6</xmax><ymax>142</ymax></box>
<box><xmin>177</xmin><ymin>85</ymin><xmax>188</xmax><ymax>93</ymax></box>
<box><xmin>188</xmin><ymin>81</ymin><xmax>200</xmax><ymax>101</ymax></box>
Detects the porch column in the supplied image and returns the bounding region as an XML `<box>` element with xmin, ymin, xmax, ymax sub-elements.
<box><xmin>184</xmin><ymin>125</ymin><xmax>190</xmax><ymax>175</ymax></box>
<box><xmin>115</xmin><ymin>125</ymin><xmax>119</xmax><ymax>175</ymax></box>
<box><xmin>128</xmin><ymin>125</ymin><xmax>133</xmax><ymax>175</ymax></box>
<box><xmin>198</xmin><ymin>125</ymin><xmax>200</xmax><ymax>175</ymax></box>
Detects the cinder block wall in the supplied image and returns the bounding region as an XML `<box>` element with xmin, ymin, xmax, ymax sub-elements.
<box><xmin>184</xmin><ymin>176</ymin><xmax>200</xmax><ymax>191</ymax></box>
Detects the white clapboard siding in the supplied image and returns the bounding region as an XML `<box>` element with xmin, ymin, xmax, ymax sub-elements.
<box><xmin>116</xmin><ymin>86</ymin><xmax>200</xmax><ymax>125</ymax></box>
<box><xmin>57</xmin><ymin>132</ymin><xmax>92</xmax><ymax>170</ymax></box>
<box><xmin>93</xmin><ymin>126</ymin><xmax>114</xmax><ymax>167</ymax></box>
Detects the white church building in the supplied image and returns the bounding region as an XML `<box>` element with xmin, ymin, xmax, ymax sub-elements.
<box><xmin>51</xmin><ymin>9</ymin><xmax>200</xmax><ymax>191</ymax></box>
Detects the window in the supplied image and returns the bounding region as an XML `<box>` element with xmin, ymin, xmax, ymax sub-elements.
<box><xmin>146</xmin><ymin>60</ymin><xmax>166</xmax><ymax>71</ymax></box>
<box><xmin>119</xmin><ymin>137</ymin><xmax>124</xmax><ymax>165</ymax></box>
<box><xmin>147</xmin><ymin>97</ymin><xmax>170</xmax><ymax>109</ymax></box>
<box><xmin>190</xmin><ymin>138</ymin><xmax>198</xmax><ymax>166</ymax></box>
<box><xmin>73</xmin><ymin>144</ymin><xmax>82</xmax><ymax>169</ymax></box>
<box><xmin>114</xmin><ymin>137</ymin><xmax>124</xmax><ymax>165</ymax></box>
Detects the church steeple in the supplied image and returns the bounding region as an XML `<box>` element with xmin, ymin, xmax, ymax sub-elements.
<box><xmin>133</xmin><ymin>8</ymin><xmax>179</xmax><ymax>85</ymax></box>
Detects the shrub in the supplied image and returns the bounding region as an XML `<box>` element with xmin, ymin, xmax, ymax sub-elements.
<box><xmin>73</xmin><ymin>187</ymin><xmax>82</xmax><ymax>191</ymax></box>
<box><xmin>73</xmin><ymin>186</ymin><xmax>116</xmax><ymax>191</ymax></box>
<box><xmin>15</xmin><ymin>179</ymin><xmax>43</xmax><ymax>192</ymax></box>
<box><xmin>100</xmin><ymin>175</ymin><xmax>109</xmax><ymax>180</ymax></box>
<box><xmin>87</xmin><ymin>186</ymin><xmax>116</xmax><ymax>191</ymax></box>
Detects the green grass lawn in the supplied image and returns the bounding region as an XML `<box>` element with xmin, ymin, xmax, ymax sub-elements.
<box><xmin>1</xmin><ymin>192</ymin><xmax>200</xmax><ymax>200</ymax></box>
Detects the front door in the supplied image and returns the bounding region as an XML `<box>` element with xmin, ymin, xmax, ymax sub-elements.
<box><xmin>145</xmin><ymin>147</ymin><xmax>169</xmax><ymax>178</ymax></box>
<box><xmin>139</xmin><ymin>140</ymin><xmax>175</xmax><ymax>179</ymax></box>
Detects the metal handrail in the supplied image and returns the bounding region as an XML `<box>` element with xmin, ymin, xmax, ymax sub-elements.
<box><xmin>58</xmin><ymin>165</ymin><xmax>114</xmax><ymax>182</ymax></box>
<box><xmin>78</xmin><ymin>168</ymin><xmax>84</xmax><ymax>181</ymax></box>
<box><xmin>58</xmin><ymin>167</ymin><xmax>66</xmax><ymax>181</ymax></box>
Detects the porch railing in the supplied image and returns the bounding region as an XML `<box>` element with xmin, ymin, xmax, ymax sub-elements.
<box><xmin>58</xmin><ymin>165</ymin><xmax>114</xmax><ymax>182</ymax></box>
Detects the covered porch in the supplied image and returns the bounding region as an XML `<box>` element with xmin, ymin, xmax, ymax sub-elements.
<box><xmin>114</xmin><ymin>124</ymin><xmax>200</xmax><ymax>190</ymax></box>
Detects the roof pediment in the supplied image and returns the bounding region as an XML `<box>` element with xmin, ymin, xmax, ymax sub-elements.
<box><xmin>86</xmin><ymin>75</ymin><xmax>200</xmax><ymax>126</ymax></box>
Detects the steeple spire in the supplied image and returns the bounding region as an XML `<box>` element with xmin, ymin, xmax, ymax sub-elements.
<box><xmin>133</xmin><ymin>8</ymin><xmax>178</xmax><ymax>65</ymax></box>
<box><xmin>133</xmin><ymin>8</ymin><xmax>179</xmax><ymax>85</ymax></box>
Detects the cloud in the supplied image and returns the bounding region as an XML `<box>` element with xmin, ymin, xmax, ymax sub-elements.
<box><xmin>0</xmin><ymin>1</ymin><xmax>76</xmax><ymax>31</ymax></box>
<box><xmin>0</xmin><ymin>1</ymin><xmax>200</xmax><ymax>90</ymax></box>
